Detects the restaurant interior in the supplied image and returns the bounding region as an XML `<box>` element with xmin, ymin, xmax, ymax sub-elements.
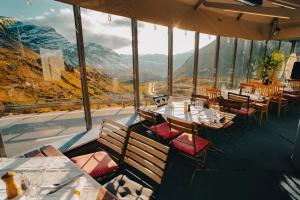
<box><xmin>1</xmin><ymin>0</ymin><xmax>300</xmax><ymax>199</ymax></box>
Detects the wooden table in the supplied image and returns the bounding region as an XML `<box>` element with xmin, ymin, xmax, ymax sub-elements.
<box><xmin>222</xmin><ymin>89</ymin><xmax>267</xmax><ymax>103</ymax></box>
<box><xmin>0</xmin><ymin>146</ymin><xmax>116</xmax><ymax>200</ymax></box>
<box><xmin>155</xmin><ymin>102</ymin><xmax>236</xmax><ymax>130</ymax></box>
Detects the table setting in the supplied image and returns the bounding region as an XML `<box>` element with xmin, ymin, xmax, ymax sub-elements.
<box><xmin>0</xmin><ymin>157</ymin><xmax>100</xmax><ymax>200</ymax></box>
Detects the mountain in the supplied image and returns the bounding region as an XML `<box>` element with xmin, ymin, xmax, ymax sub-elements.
<box><xmin>2</xmin><ymin>22</ymin><xmax>131</xmax><ymax>80</ymax></box>
<box><xmin>0</xmin><ymin>31</ymin><xmax>132</xmax><ymax>111</ymax></box>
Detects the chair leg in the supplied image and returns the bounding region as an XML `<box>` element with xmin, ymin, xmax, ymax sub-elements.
<box><xmin>260</xmin><ymin>110</ymin><xmax>263</xmax><ymax>125</ymax></box>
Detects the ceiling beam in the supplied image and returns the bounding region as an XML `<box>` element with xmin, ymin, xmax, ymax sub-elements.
<box><xmin>204</xmin><ymin>2</ymin><xmax>300</xmax><ymax>19</ymax></box>
<box><xmin>194</xmin><ymin>0</ymin><xmax>206</xmax><ymax>11</ymax></box>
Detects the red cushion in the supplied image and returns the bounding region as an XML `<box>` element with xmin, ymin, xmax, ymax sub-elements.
<box><xmin>71</xmin><ymin>151</ymin><xmax>118</xmax><ymax>178</ymax></box>
<box><xmin>149</xmin><ymin>122</ymin><xmax>181</xmax><ymax>140</ymax></box>
<box><xmin>230</xmin><ymin>107</ymin><xmax>257</xmax><ymax>116</ymax></box>
<box><xmin>171</xmin><ymin>133</ymin><xmax>209</xmax><ymax>155</ymax></box>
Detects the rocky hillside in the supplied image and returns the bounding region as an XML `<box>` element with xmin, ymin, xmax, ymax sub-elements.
<box><xmin>0</xmin><ymin>39</ymin><xmax>132</xmax><ymax>112</ymax></box>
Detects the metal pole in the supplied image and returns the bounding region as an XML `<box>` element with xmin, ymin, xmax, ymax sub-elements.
<box><xmin>230</xmin><ymin>38</ymin><xmax>238</xmax><ymax>89</ymax></box>
<box><xmin>246</xmin><ymin>40</ymin><xmax>254</xmax><ymax>83</ymax></box>
<box><xmin>168</xmin><ymin>27</ymin><xmax>173</xmax><ymax>96</ymax></box>
<box><xmin>192</xmin><ymin>32</ymin><xmax>200</xmax><ymax>95</ymax></box>
<box><xmin>263</xmin><ymin>40</ymin><xmax>268</xmax><ymax>59</ymax></box>
<box><xmin>73</xmin><ymin>5</ymin><xmax>92</xmax><ymax>130</ymax></box>
<box><xmin>131</xmin><ymin>19</ymin><xmax>140</xmax><ymax>110</ymax></box>
<box><xmin>213</xmin><ymin>36</ymin><xmax>220</xmax><ymax>88</ymax></box>
<box><xmin>278</xmin><ymin>40</ymin><xmax>282</xmax><ymax>51</ymax></box>
<box><xmin>291</xmin><ymin>40</ymin><xmax>297</xmax><ymax>54</ymax></box>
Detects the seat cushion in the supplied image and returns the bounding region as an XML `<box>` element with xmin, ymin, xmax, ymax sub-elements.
<box><xmin>104</xmin><ymin>174</ymin><xmax>153</xmax><ymax>200</ymax></box>
<box><xmin>230</xmin><ymin>107</ymin><xmax>257</xmax><ymax>116</ymax></box>
<box><xmin>171</xmin><ymin>133</ymin><xmax>209</xmax><ymax>155</ymax></box>
<box><xmin>71</xmin><ymin>151</ymin><xmax>118</xmax><ymax>178</ymax></box>
<box><xmin>149</xmin><ymin>122</ymin><xmax>181</xmax><ymax>140</ymax></box>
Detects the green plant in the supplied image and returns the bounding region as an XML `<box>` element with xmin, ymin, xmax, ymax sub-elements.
<box><xmin>0</xmin><ymin>16</ymin><xmax>16</xmax><ymax>32</ymax></box>
<box><xmin>258</xmin><ymin>50</ymin><xmax>286</xmax><ymax>81</ymax></box>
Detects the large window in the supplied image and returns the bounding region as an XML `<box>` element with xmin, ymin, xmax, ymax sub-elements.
<box><xmin>197</xmin><ymin>34</ymin><xmax>217</xmax><ymax>94</ymax></box>
<box><xmin>173</xmin><ymin>29</ymin><xmax>194</xmax><ymax>99</ymax></box>
<box><xmin>296</xmin><ymin>41</ymin><xmax>300</xmax><ymax>56</ymax></box>
<box><xmin>137</xmin><ymin>22</ymin><xmax>168</xmax><ymax>106</ymax></box>
<box><xmin>81</xmin><ymin>9</ymin><xmax>134</xmax><ymax>125</ymax></box>
<box><xmin>248</xmin><ymin>40</ymin><xmax>266</xmax><ymax>81</ymax></box>
<box><xmin>233</xmin><ymin>39</ymin><xmax>252</xmax><ymax>88</ymax></box>
<box><xmin>216</xmin><ymin>37</ymin><xmax>235</xmax><ymax>88</ymax></box>
<box><xmin>280</xmin><ymin>41</ymin><xmax>292</xmax><ymax>56</ymax></box>
<box><xmin>0</xmin><ymin>0</ymin><xmax>85</xmax><ymax>156</ymax></box>
<box><xmin>266</xmin><ymin>40</ymin><xmax>280</xmax><ymax>56</ymax></box>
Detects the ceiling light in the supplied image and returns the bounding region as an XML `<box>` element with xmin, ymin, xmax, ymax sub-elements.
<box><xmin>236</xmin><ymin>0</ymin><xmax>262</xmax><ymax>7</ymax></box>
<box><xmin>273</xmin><ymin>27</ymin><xmax>281</xmax><ymax>36</ymax></box>
<box><xmin>224</xmin><ymin>9</ymin><xmax>290</xmax><ymax>19</ymax></box>
<box><xmin>272</xmin><ymin>2</ymin><xmax>296</xmax><ymax>10</ymax></box>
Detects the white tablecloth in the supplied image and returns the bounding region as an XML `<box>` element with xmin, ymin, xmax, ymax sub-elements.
<box><xmin>0</xmin><ymin>157</ymin><xmax>100</xmax><ymax>200</ymax></box>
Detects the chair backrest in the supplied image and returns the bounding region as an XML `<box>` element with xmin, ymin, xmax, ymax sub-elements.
<box><xmin>288</xmin><ymin>80</ymin><xmax>300</xmax><ymax>92</ymax></box>
<box><xmin>124</xmin><ymin>131</ymin><xmax>169</xmax><ymax>184</ymax></box>
<box><xmin>228</xmin><ymin>92</ymin><xmax>250</xmax><ymax>110</ymax></box>
<box><xmin>240</xmin><ymin>83</ymin><xmax>256</xmax><ymax>94</ymax></box>
<box><xmin>153</xmin><ymin>95</ymin><xmax>168</xmax><ymax>107</ymax></box>
<box><xmin>267</xmin><ymin>84</ymin><xmax>283</xmax><ymax>98</ymax></box>
<box><xmin>190</xmin><ymin>94</ymin><xmax>209</xmax><ymax>102</ymax></box>
<box><xmin>98</xmin><ymin>119</ymin><xmax>128</xmax><ymax>156</ymax></box>
<box><xmin>206</xmin><ymin>88</ymin><xmax>221</xmax><ymax>105</ymax></box>
<box><xmin>167</xmin><ymin>116</ymin><xmax>195</xmax><ymax>134</ymax></box>
<box><xmin>138</xmin><ymin>108</ymin><xmax>158</xmax><ymax>124</ymax></box>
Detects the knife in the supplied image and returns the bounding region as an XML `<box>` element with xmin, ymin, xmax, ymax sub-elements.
<box><xmin>46</xmin><ymin>173</ymin><xmax>84</xmax><ymax>195</ymax></box>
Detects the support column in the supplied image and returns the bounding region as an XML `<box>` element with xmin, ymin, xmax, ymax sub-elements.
<box><xmin>230</xmin><ymin>38</ymin><xmax>238</xmax><ymax>89</ymax></box>
<box><xmin>168</xmin><ymin>27</ymin><xmax>173</xmax><ymax>96</ymax></box>
<box><xmin>291</xmin><ymin>40</ymin><xmax>297</xmax><ymax>54</ymax></box>
<box><xmin>192</xmin><ymin>32</ymin><xmax>200</xmax><ymax>95</ymax></box>
<box><xmin>73</xmin><ymin>5</ymin><xmax>92</xmax><ymax>130</ymax></box>
<box><xmin>213</xmin><ymin>36</ymin><xmax>220</xmax><ymax>88</ymax></box>
<box><xmin>263</xmin><ymin>40</ymin><xmax>268</xmax><ymax>59</ymax></box>
<box><xmin>278</xmin><ymin>40</ymin><xmax>282</xmax><ymax>51</ymax></box>
<box><xmin>131</xmin><ymin>19</ymin><xmax>140</xmax><ymax>110</ymax></box>
<box><xmin>246</xmin><ymin>40</ymin><xmax>254</xmax><ymax>83</ymax></box>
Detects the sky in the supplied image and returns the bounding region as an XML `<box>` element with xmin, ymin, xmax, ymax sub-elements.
<box><xmin>0</xmin><ymin>0</ymin><xmax>216</xmax><ymax>55</ymax></box>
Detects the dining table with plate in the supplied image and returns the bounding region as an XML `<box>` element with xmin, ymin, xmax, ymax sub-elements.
<box><xmin>221</xmin><ymin>89</ymin><xmax>267</xmax><ymax>103</ymax></box>
<box><xmin>0</xmin><ymin>156</ymin><xmax>116</xmax><ymax>200</ymax></box>
<box><xmin>154</xmin><ymin>102</ymin><xmax>236</xmax><ymax>130</ymax></box>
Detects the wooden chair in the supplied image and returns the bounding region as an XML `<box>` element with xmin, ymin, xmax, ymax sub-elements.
<box><xmin>250</xmin><ymin>84</ymin><xmax>270</xmax><ymax>125</ymax></box>
<box><xmin>206</xmin><ymin>88</ymin><xmax>221</xmax><ymax>106</ymax></box>
<box><xmin>240</xmin><ymin>83</ymin><xmax>256</xmax><ymax>94</ymax></box>
<box><xmin>228</xmin><ymin>92</ymin><xmax>257</xmax><ymax>120</ymax></box>
<box><xmin>284</xmin><ymin>80</ymin><xmax>300</xmax><ymax>106</ymax></box>
<box><xmin>103</xmin><ymin>131</ymin><xmax>169</xmax><ymax>199</ymax></box>
<box><xmin>153</xmin><ymin>94</ymin><xmax>168</xmax><ymax>107</ymax></box>
<box><xmin>138</xmin><ymin>108</ymin><xmax>181</xmax><ymax>141</ymax></box>
<box><xmin>268</xmin><ymin>84</ymin><xmax>288</xmax><ymax>118</ymax></box>
<box><xmin>71</xmin><ymin>119</ymin><xmax>128</xmax><ymax>179</ymax></box>
<box><xmin>190</xmin><ymin>94</ymin><xmax>209</xmax><ymax>102</ymax></box>
<box><xmin>167</xmin><ymin>116</ymin><xmax>210</xmax><ymax>184</ymax></box>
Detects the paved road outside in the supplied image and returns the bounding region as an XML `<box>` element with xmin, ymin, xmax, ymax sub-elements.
<box><xmin>0</xmin><ymin>107</ymin><xmax>135</xmax><ymax>157</ymax></box>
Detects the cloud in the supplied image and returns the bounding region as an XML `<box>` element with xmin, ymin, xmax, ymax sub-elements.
<box><xmin>24</xmin><ymin>8</ymin><xmax>132</xmax><ymax>51</ymax></box>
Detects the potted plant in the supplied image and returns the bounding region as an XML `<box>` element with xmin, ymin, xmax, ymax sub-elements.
<box><xmin>258</xmin><ymin>50</ymin><xmax>285</xmax><ymax>85</ymax></box>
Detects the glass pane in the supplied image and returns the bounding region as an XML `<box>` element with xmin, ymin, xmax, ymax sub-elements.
<box><xmin>216</xmin><ymin>37</ymin><xmax>235</xmax><ymax>89</ymax></box>
<box><xmin>81</xmin><ymin>10</ymin><xmax>134</xmax><ymax>125</ymax></box>
<box><xmin>296</xmin><ymin>41</ymin><xmax>300</xmax><ymax>56</ymax></box>
<box><xmin>0</xmin><ymin>0</ymin><xmax>85</xmax><ymax>156</ymax></box>
<box><xmin>138</xmin><ymin>22</ymin><xmax>168</xmax><ymax>106</ymax></box>
<box><xmin>173</xmin><ymin>29</ymin><xmax>194</xmax><ymax>100</ymax></box>
<box><xmin>233</xmin><ymin>39</ymin><xmax>252</xmax><ymax>88</ymax></box>
<box><xmin>280</xmin><ymin>41</ymin><xmax>292</xmax><ymax>56</ymax></box>
<box><xmin>197</xmin><ymin>34</ymin><xmax>217</xmax><ymax>94</ymax></box>
<box><xmin>266</xmin><ymin>40</ymin><xmax>280</xmax><ymax>56</ymax></box>
<box><xmin>248</xmin><ymin>40</ymin><xmax>266</xmax><ymax>81</ymax></box>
